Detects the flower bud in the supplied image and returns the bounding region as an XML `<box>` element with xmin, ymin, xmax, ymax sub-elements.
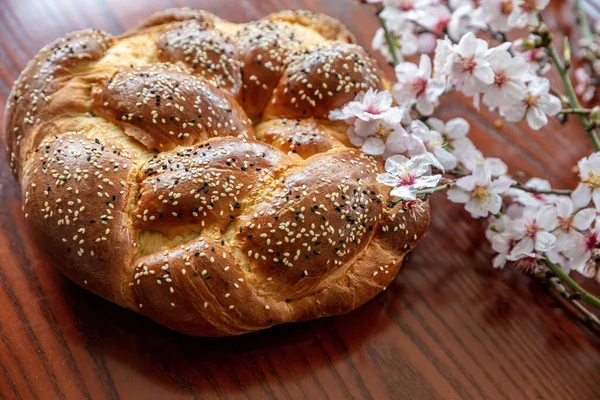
<box><xmin>590</xmin><ymin>106</ymin><xmax>600</xmax><ymax>125</ymax></box>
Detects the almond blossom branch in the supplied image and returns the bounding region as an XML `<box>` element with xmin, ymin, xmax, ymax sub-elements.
<box><xmin>547</xmin><ymin>43</ymin><xmax>600</xmax><ymax>151</ymax></box>
<box><xmin>379</xmin><ymin>16</ymin><xmax>400</xmax><ymax>66</ymax></box>
<box><xmin>559</xmin><ymin>108</ymin><xmax>592</xmax><ymax>115</ymax></box>
<box><xmin>417</xmin><ymin>183</ymin><xmax>453</xmax><ymax>196</ymax></box>
<box><xmin>510</xmin><ymin>182</ymin><xmax>572</xmax><ymax>196</ymax></box>
<box><xmin>445</xmin><ymin>170</ymin><xmax>572</xmax><ymax>196</ymax></box>
<box><xmin>544</xmin><ymin>258</ymin><xmax>600</xmax><ymax>309</ymax></box>
<box><xmin>543</xmin><ymin>275</ymin><xmax>600</xmax><ymax>331</ymax></box>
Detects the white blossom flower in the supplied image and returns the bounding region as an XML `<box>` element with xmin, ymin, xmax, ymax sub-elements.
<box><xmin>427</xmin><ymin>117</ymin><xmax>477</xmax><ymax>165</ymax></box>
<box><xmin>513</xmin><ymin>40</ymin><xmax>550</xmax><ymax>75</ymax></box>
<box><xmin>427</xmin><ymin>117</ymin><xmax>468</xmax><ymax>144</ymax></box>
<box><xmin>433</xmin><ymin>37</ymin><xmax>455</xmax><ymax>80</ymax></box>
<box><xmin>447</xmin><ymin>4</ymin><xmax>486</xmax><ymax>41</ymax></box>
<box><xmin>509</xmin><ymin>0</ymin><xmax>550</xmax><ymax>28</ymax></box>
<box><xmin>482</xmin><ymin>0</ymin><xmax>515</xmax><ymax>31</ymax></box>
<box><xmin>486</xmin><ymin>214</ymin><xmax>516</xmax><ymax>268</ymax></box>
<box><xmin>330</xmin><ymin>90</ymin><xmax>409</xmax><ymax>156</ymax></box>
<box><xmin>348</xmin><ymin>119</ymin><xmax>409</xmax><ymax>156</ymax></box>
<box><xmin>458</xmin><ymin>147</ymin><xmax>508</xmax><ymax>177</ymax></box>
<box><xmin>378</xmin><ymin>6</ymin><xmax>421</xmax><ymax>57</ymax></box>
<box><xmin>411</xmin><ymin>4</ymin><xmax>451</xmax><ymax>34</ymax></box>
<box><xmin>377</xmin><ymin>154</ymin><xmax>442</xmax><ymax>200</ymax></box>
<box><xmin>447</xmin><ymin>164</ymin><xmax>514</xmax><ymax>218</ymax></box>
<box><xmin>501</xmin><ymin>77</ymin><xmax>562</xmax><ymax>129</ymax></box>
<box><xmin>483</xmin><ymin>50</ymin><xmax>531</xmax><ymax>108</ymax></box>
<box><xmin>563</xmin><ymin>221</ymin><xmax>600</xmax><ymax>274</ymax></box>
<box><xmin>573</xmin><ymin>152</ymin><xmax>600</xmax><ymax>209</ymax></box>
<box><xmin>417</xmin><ymin>33</ymin><xmax>439</xmax><ymax>53</ymax></box>
<box><xmin>383</xmin><ymin>127</ymin><xmax>413</xmax><ymax>158</ymax></box>
<box><xmin>382</xmin><ymin>0</ymin><xmax>432</xmax><ymax>10</ymax></box>
<box><xmin>408</xmin><ymin>120</ymin><xmax>457</xmax><ymax>170</ymax></box>
<box><xmin>491</xmin><ymin>233</ymin><xmax>514</xmax><ymax>268</ymax></box>
<box><xmin>329</xmin><ymin>89</ymin><xmax>398</xmax><ymax>122</ymax></box>
<box><xmin>393</xmin><ymin>54</ymin><xmax>446</xmax><ymax>115</ymax></box>
<box><xmin>505</xmin><ymin>178</ymin><xmax>557</xmax><ymax>207</ymax></box>
<box><xmin>545</xmin><ymin>197</ymin><xmax>597</xmax><ymax>272</ymax></box>
<box><xmin>507</xmin><ymin>204</ymin><xmax>558</xmax><ymax>260</ymax></box>
<box><xmin>446</xmin><ymin>32</ymin><xmax>495</xmax><ymax>96</ymax></box>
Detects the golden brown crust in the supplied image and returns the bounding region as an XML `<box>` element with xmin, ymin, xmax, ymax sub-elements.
<box><xmin>232</xmin><ymin>148</ymin><xmax>386</xmax><ymax>300</ymax></box>
<box><xmin>133</xmin><ymin>137</ymin><xmax>294</xmax><ymax>234</ymax></box>
<box><xmin>133</xmin><ymin>8</ymin><xmax>219</xmax><ymax>30</ymax></box>
<box><xmin>6</xmin><ymin>8</ymin><xmax>431</xmax><ymax>337</ymax></box>
<box><xmin>255</xmin><ymin>118</ymin><xmax>348</xmax><ymax>158</ymax></box>
<box><xmin>90</xmin><ymin>64</ymin><xmax>253</xmax><ymax>151</ymax></box>
<box><xmin>264</xmin><ymin>10</ymin><xmax>356</xmax><ymax>43</ymax></box>
<box><xmin>157</xmin><ymin>20</ymin><xmax>243</xmax><ymax>101</ymax></box>
<box><xmin>4</xmin><ymin>29</ymin><xmax>113</xmax><ymax>180</ymax></box>
<box><xmin>22</xmin><ymin>132</ymin><xmax>139</xmax><ymax>306</ymax></box>
<box><xmin>263</xmin><ymin>42</ymin><xmax>383</xmax><ymax>120</ymax></box>
<box><xmin>235</xmin><ymin>20</ymin><xmax>307</xmax><ymax>117</ymax></box>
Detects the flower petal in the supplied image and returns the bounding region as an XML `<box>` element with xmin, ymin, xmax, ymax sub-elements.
<box><xmin>362</xmin><ymin>137</ymin><xmax>386</xmax><ymax>155</ymax></box>
<box><xmin>593</xmin><ymin>188</ymin><xmax>600</xmax><ymax>210</ymax></box>
<box><xmin>572</xmin><ymin>183</ymin><xmax>592</xmax><ymax>208</ymax></box>
<box><xmin>447</xmin><ymin>187</ymin><xmax>470</xmax><ymax>204</ymax></box>
<box><xmin>536</xmin><ymin>204</ymin><xmax>558</xmax><ymax>230</ymax></box>
<box><xmin>534</xmin><ymin>231</ymin><xmax>557</xmax><ymax>252</ymax></box>
<box><xmin>573</xmin><ymin>208</ymin><xmax>597</xmax><ymax>230</ymax></box>
<box><xmin>391</xmin><ymin>186</ymin><xmax>417</xmax><ymax>201</ymax></box>
<box><xmin>509</xmin><ymin>237</ymin><xmax>535</xmax><ymax>259</ymax></box>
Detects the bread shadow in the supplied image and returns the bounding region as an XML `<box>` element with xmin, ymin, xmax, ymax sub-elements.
<box><xmin>62</xmin><ymin>274</ymin><xmax>393</xmax><ymax>397</ymax></box>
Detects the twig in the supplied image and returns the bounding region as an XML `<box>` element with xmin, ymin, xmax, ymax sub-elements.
<box><xmin>417</xmin><ymin>183</ymin><xmax>452</xmax><ymax>195</ymax></box>
<box><xmin>378</xmin><ymin>16</ymin><xmax>400</xmax><ymax>66</ymax></box>
<box><xmin>510</xmin><ymin>182</ymin><xmax>572</xmax><ymax>195</ymax></box>
<box><xmin>543</xmin><ymin>275</ymin><xmax>600</xmax><ymax>331</ymax></box>
<box><xmin>544</xmin><ymin>259</ymin><xmax>600</xmax><ymax>310</ymax></box>
<box><xmin>559</xmin><ymin>107</ymin><xmax>592</xmax><ymax>115</ymax></box>
<box><xmin>547</xmin><ymin>43</ymin><xmax>600</xmax><ymax>151</ymax></box>
<box><xmin>445</xmin><ymin>169</ymin><xmax>572</xmax><ymax>196</ymax></box>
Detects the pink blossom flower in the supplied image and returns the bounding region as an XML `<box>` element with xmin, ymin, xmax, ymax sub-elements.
<box><xmin>447</xmin><ymin>164</ymin><xmax>514</xmax><ymax>218</ymax></box>
<box><xmin>572</xmin><ymin>152</ymin><xmax>600</xmax><ymax>209</ymax></box>
<box><xmin>393</xmin><ymin>54</ymin><xmax>446</xmax><ymax>115</ymax></box>
<box><xmin>377</xmin><ymin>154</ymin><xmax>442</xmax><ymax>200</ymax></box>
<box><xmin>483</xmin><ymin>49</ymin><xmax>531</xmax><ymax>108</ymax></box>
<box><xmin>447</xmin><ymin>4</ymin><xmax>486</xmax><ymax>41</ymax></box>
<box><xmin>407</xmin><ymin>120</ymin><xmax>457</xmax><ymax>170</ymax></box>
<box><xmin>509</xmin><ymin>0</ymin><xmax>550</xmax><ymax>28</ymax></box>
<box><xmin>506</xmin><ymin>205</ymin><xmax>558</xmax><ymax>260</ymax></box>
<box><xmin>501</xmin><ymin>77</ymin><xmax>562</xmax><ymax>129</ymax></box>
<box><xmin>329</xmin><ymin>89</ymin><xmax>397</xmax><ymax>122</ymax></box>
<box><xmin>564</xmin><ymin>220</ymin><xmax>600</xmax><ymax>274</ymax></box>
<box><xmin>482</xmin><ymin>0</ymin><xmax>515</xmax><ymax>31</ymax></box>
<box><xmin>446</xmin><ymin>32</ymin><xmax>495</xmax><ymax>96</ymax></box>
<box><xmin>505</xmin><ymin>178</ymin><xmax>557</xmax><ymax>207</ymax></box>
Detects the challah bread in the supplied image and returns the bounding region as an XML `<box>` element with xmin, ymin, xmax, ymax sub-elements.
<box><xmin>5</xmin><ymin>8</ymin><xmax>431</xmax><ymax>336</ymax></box>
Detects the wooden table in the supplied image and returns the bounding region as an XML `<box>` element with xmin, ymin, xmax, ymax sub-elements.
<box><xmin>0</xmin><ymin>0</ymin><xmax>599</xmax><ymax>398</ymax></box>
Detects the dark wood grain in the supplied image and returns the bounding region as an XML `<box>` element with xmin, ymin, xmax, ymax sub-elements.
<box><xmin>0</xmin><ymin>0</ymin><xmax>599</xmax><ymax>399</ymax></box>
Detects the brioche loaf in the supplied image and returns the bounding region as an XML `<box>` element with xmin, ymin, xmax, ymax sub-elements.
<box><xmin>4</xmin><ymin>8</ymin><xmax>430</xmax><ymax>336</ymax></box>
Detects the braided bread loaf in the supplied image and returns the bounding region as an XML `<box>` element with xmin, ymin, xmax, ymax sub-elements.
<box><xmin>4</xmin><ymin>8</ymin><xmax>431</xmax><ymax>336</ymax></box>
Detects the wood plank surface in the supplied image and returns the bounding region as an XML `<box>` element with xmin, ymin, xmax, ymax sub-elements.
<box><xmin>0</xmin><ymin>0</ymin><xmax>599</xmax><ymax>398</ymax></box>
